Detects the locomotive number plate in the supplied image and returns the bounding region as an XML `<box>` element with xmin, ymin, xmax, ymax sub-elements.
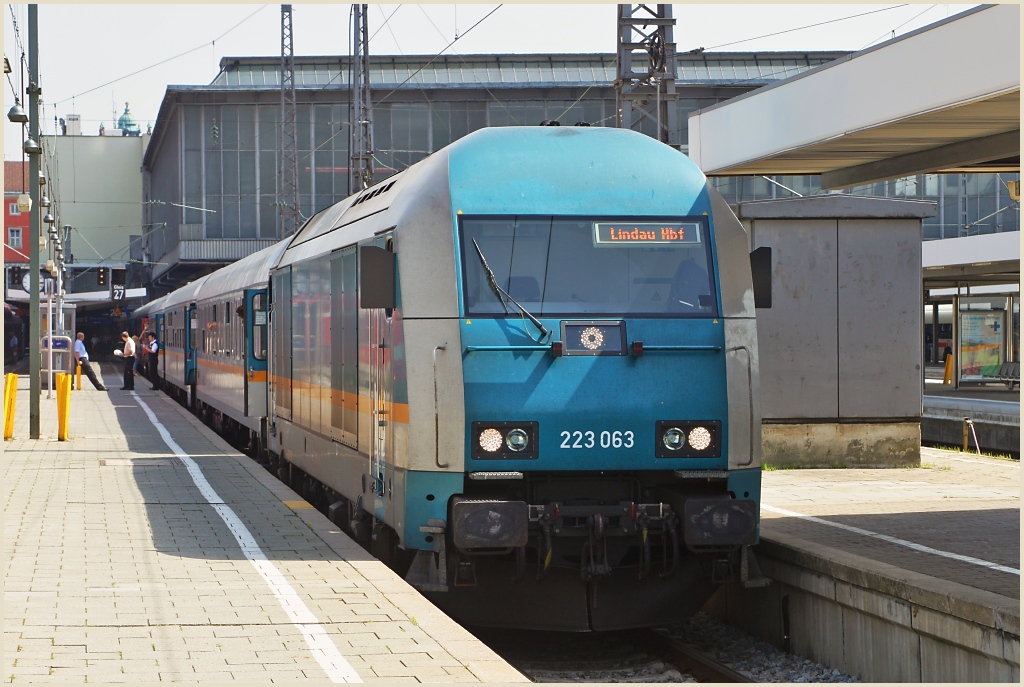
<box><xmin>559</xmin><ymin>430</ymin><xmax>635</xmax><ymax>449</ymax></box>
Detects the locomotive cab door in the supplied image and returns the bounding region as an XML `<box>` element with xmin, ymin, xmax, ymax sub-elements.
<box><xmin>361</xmin><ymin>234</ymin><xmax>396</xmax><ymax>515</ymax></box>
<box><xmin>244</xmin><ymin>289</ymin><xmax>269</xmax><ymax>417</ymax></box>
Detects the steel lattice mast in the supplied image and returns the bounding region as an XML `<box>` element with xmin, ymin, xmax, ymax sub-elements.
<box><xmin>349</xmin><ymin>4</ymin><xmax>374</xmax><ymax>194</ymax></box>
<box><xmin>279</xmin><ymin>4</ymin><xmax>300</xmax><ymax>237</ymax></box>
<box><xmin>614</xmin><ymin>4</ymin><xmax>679</xmax><ymax>148</ymax></box>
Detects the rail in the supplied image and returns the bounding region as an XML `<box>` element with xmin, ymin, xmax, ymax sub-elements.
<box><xmin>644</xmin><ymin>628</ymin><xmax>754</xmax><ymax>682</ymax></box>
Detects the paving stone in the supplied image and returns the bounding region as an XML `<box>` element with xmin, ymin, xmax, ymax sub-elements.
<box><xmin>762</xmin><ymin>447</ymin><xmax>1019</xmax><ymax>601</ymax></box>
<box><xmin>4</xmin><ymin>372</ymin><xmax>526</xmax><ymax>683</ymax></box>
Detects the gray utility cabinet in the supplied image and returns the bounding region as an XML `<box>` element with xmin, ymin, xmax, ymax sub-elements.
<box><xmin>737</xmin><ymin>195</ymin><xmax>936</xmax><ymax>467</ymax></box>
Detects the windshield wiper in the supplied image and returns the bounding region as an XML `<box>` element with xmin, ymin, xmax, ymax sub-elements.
<box><xmin>471</xmin><ymin>238</ymin><xmax>549</xmax><ymax>342</ymax></box>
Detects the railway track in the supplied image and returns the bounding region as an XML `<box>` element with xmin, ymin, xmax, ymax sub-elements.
<box><xmin>643</xmin><ymin>628</ymin><xmax>754</xmax><ymax>682</ymax></box>
<box><xmin>471</xmin><ymin>627</ymin><xmax>753</xmax><ymax>683</ymax></box>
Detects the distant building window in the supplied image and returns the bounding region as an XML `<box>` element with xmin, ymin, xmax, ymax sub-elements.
<box><xmin>8</xmin><ymin>227</ymin><xmax>22</xmax><ymax>249</ymax></box>
<box><xmin>9</xmin><ymin>202</ymin><xmax>20</xmax><ymax>216</ymax></box>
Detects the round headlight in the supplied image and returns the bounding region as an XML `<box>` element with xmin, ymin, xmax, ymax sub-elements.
<box><xmin>662</xmin><ymin>427</ymin><xmax>685</xmax><ymax>451</ymax></box>
<box><xmin>688</xmin><ymin>426</ymin><xmax>712</xmax><ymax>451</ymax></box>
<box><xmin>479</xmin><ymin>428</ymin><xmax>504</xmax><ymax>452</ymax></box>
<box><xmin>506</xmin><ymin>428</ymin><xmax>529</xmax><ymax>452</ymax></box>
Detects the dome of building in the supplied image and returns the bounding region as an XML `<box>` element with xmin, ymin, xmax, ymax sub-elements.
<box><xmin>117</xmin><ymin>102</ymin><xmax>141</xmax><ymax>136</ymax></box>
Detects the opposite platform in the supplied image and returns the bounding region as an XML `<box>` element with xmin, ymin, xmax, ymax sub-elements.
<box><xmin>3</xmin><ymin>370</ymin><xmax>527</xmax><ymax>684</ymax></box>
<box><xmin>745</xmin><ymin>447</ymin><xmax>1019</xmax><ymax>681</ymax></box>
<box><xmin>760</xmin><ymin>446</ymin><xmax>1019</xmax><ymax>600</ymax></box>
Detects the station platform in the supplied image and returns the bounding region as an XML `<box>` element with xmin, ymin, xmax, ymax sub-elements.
<box><xmin>750</xmin><ymin>447</ymin><xmax>1019</xmax><ymax>680</ymax></box>
<box><xmin>3</xmin><ymin>366</ymin><xmax>527</xmax><ymax>684</ymax></box>
<box><xmin>760</xmin><ymin>446</ymin><xmax>1019</xmax><ymax>600</ymax></box>
<box><xmin>922</xmin><ymin>365</ymin><xmax>1019</xmax><ymax>455</ymax></box>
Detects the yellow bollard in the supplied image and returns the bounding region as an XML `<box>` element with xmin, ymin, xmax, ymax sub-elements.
<box><xmin>942</xmin><ymin>353</ymin><xmax>954</xmax><ymax>385</ymax></box>
<box><xmin>56</xmin><ymin>372</ymin><xmax>71</xmax><ymax>441</ymax></box>
<box><xmin>4</xmin><ymin>373</ymin><xmax>17</xmax><ymax>440</ymax></box>
<box><xmin>76</xmin><ymin>364</ymin><xmax>82</xmax><ymax>391</ymax></box>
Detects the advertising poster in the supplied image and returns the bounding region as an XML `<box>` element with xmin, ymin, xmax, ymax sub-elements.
<box><xmin>959</xmin><ymin>311</ymin><xmax>1004</xmax><ymax>376</ymax></box>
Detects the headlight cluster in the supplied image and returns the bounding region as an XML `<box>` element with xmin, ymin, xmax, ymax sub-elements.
<box><xmin>472</xmin><ymin>422</ymin><xmax>539</xmax><ymax>460</ymax></box>
<box><xmin>655</xmin><ymin>420</ymin><xmax>721</xmax><ymax>458</ymax></box>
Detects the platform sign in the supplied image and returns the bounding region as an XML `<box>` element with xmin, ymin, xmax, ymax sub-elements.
<box><xmin>959</xmin><ymin>311</ymin><xmax>1004</xmax><ymax>376</ymax></box>
<box><xmin>40</xmin><ymin>336</ymin><xmax>70</xmax><ymax>350</ymax></box>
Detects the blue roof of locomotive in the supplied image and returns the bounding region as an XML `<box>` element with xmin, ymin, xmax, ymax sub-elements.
<box><xmin>446</xmin><ymin>126</ymin><xmax>711</xmax><ymax>218</ymax></box>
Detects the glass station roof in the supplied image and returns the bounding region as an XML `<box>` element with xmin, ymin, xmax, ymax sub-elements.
<box><xmin>211</xmin><ymin>53</ymin><xmax>847</xmax><ymax>90</ymax></box>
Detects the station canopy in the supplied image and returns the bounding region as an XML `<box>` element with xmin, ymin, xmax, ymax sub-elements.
<box><xmin>687</xmin><ymin>4</ymin><xmax>1019</xmax><ymax>190</ymax></box>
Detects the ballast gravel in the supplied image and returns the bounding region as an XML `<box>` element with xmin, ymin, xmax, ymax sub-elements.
<box><xmin>666</xmin><ymin>612</ymin><xmax>860</xmax><ymax>682</ymax></box>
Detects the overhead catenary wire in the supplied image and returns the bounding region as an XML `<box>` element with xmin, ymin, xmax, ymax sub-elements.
<box><xmin>701</xmin><ymin>4</ymin><xmax>910</xmax><ymax>51</ymax></box>
<box><xmin>53</xmin><ymin>5</ymin><xmax>269</xmax><ymax>106</ymax></box>
<box><xmin>6</xmin><ymin>4</ymin><xmax>26</xmax><ymax>61</ymax></box>
<box><xmin>222</xmin><ymin>2</ymin><xmax>508</xmax><ymax>194</ymax></box>
<box><xmin>860</xmin><ymin>4</ymin><xmax>938</xmax><ymax>50</ymax></box>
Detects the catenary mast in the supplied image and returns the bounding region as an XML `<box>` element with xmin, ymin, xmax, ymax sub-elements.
<box><xmin>614</xmin><ymin>4</ymin><xmax>679</xmax><ymax>148</ymax></box>
<box><xmin>349</xmin><ymin>4</ymin><xmax>374</xmax><ymax>194</ymax></box>
<box><xmin>279</xmin><ymin>5</ymin><xmax>301</xmax><ymax>237</ymax></box>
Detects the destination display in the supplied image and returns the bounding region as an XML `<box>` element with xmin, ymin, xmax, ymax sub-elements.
<box><xmin>593</xmin><ymin>222</ymin><xmax>702</xmax><ymax>245</ymax></box>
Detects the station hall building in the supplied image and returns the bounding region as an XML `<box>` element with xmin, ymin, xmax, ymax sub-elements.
<box><xmin>139</xmin><ymin>52</ymin><xmax>1019</xmax><ymax>296</ymax></box>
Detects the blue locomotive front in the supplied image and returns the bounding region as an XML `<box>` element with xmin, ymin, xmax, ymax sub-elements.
<box><xmin>143</xmin><ymin>126</ymin><xmax>767</xmax><ymax>632</ymax></box>
<box><xmin>401</xmin><ymin>127</ymin><xmax>766</xmax><ymax>630</ymax></box>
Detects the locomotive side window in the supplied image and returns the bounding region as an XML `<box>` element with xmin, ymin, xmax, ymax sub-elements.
<box><xmin>460</xmin><ymin>215</ymin><xmax>718</xmax><ymax>317</ymax></box>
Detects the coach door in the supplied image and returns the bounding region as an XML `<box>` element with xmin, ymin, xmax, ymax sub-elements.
<box><xmin>184</xmin><ymin>304</ymin><xmax>198</xmax><ymax>386</ymax></box>
<box><xmin>154</xmin><ymin>313</ymin><xmax>165</xmax><ymax>380</ymax></box>
<box><xmin>244</xmin><ymin>289</ymin><xmax>269</xmax><ymax>417</ymax></box>
<box><xmin>361</xmin><ymin>235</ymin><xmax>396</xmax><ymax>509</ymax></box>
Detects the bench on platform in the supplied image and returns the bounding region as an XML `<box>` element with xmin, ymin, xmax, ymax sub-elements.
<box><xmin>982</xmin><ymin>361</ymin><xmax>1020</xmax><ymax>390</ymax></box>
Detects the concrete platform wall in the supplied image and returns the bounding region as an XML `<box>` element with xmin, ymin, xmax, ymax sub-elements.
<box><xmin>762</xmin><ymin>422</ymin><xmax>920</xmax><ymax>468</ymax></box>
<box><xmin>921</xmin><ymin>417</ymin><xmax>1020</xmax><ymax>457</ymax></box>
<box><xmin>705</xmin><ymin>535</ymin><xmax>1020</xmax><ymax>682</ymax></box>
<box><xmin>922</xmin><ymin>395</ymin><xmax>1020</xmax><ymax>456</ymax></box>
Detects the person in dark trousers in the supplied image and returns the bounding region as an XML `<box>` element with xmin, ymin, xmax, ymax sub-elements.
<box><xmin>72</xmin><ymin>332</ymin><xmax>106</xmax><ymax>390</ymax></box>
<box><xmin>146</xmin><ymin>332</ymin><xmax>160</xmax><ymax>390</ymax></box>
<box><xmin>117</xmin><ymin>331</ymin><xmax>135</xmax><ymax>390</ymax></box>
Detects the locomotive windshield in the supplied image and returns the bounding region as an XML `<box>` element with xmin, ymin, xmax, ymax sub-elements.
<box><xmin>460</xmin><ymin>216</ymin><xmax>718</xmax><ymax>317</ymax></box>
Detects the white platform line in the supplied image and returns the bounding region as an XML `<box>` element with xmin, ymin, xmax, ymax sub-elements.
<box><xmin>131</xmin><ymin>392</ymin><xmax>362</xmax><ymax>683</ymax></box>
<box><xmin>762</xmin><ymin>504</ymin><xmax>1020</xmax><ymax>576</ymax></box>
<box><xmin>943</xmin><ymin>456</ymin><xmax>1020</xmax><ymax>468</ymax></box>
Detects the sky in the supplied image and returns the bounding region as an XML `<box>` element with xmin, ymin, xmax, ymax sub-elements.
<box><xmin>3</xmin><ymin>3</ymin><xmax>978</xmax><ymax>160</ymax></box>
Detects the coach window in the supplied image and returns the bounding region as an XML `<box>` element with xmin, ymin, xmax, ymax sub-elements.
<box><xmin>252</xmin><ymin>293</ymin><xmax>267</xmax><ymax>361</ymax></box>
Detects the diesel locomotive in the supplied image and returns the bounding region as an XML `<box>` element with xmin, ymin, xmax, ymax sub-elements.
<box><xmin>136</xmin><ymin>126</ymin><xmax>769</xmax><ymax>631</ymax></box>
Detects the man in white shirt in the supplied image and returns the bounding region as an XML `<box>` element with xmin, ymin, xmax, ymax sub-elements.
<box><xmin>72</xmin><ymin>332</ymin><xmax>106</xmax><ymax>390</ymax></box>
<box><xmin>146</xmin><ymin>332</ymin><xmax>160</xmax><ymax>391</ymax></box>
<box><xmin>118</xmin><ymin>331</ymin><xmax>135</xmax><ymax>390</ymax></box>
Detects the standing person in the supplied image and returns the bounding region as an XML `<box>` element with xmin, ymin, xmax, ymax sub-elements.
<box><xmin>132</xmin><ymin>334</ymin><xmax>143</xmax><ymax>378</ymax></box>
<box><xmin>117</xmin><ymin>331</ymin><xmax>135</xmax><ymax>390</ymax></box>
<box><xmin>9</xmin><ymin>333</ymin><xmax>18</xmax><ymax>363</ymax></box>
<box><xmin>72</xmin><ymin>332</ymin><xmax>107</xmax><ymax>390</ymax></box>
<box><xmin>146</xmin><ymin>332</ymin><xmax>160</xmax><ymax>391</ymax></box>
